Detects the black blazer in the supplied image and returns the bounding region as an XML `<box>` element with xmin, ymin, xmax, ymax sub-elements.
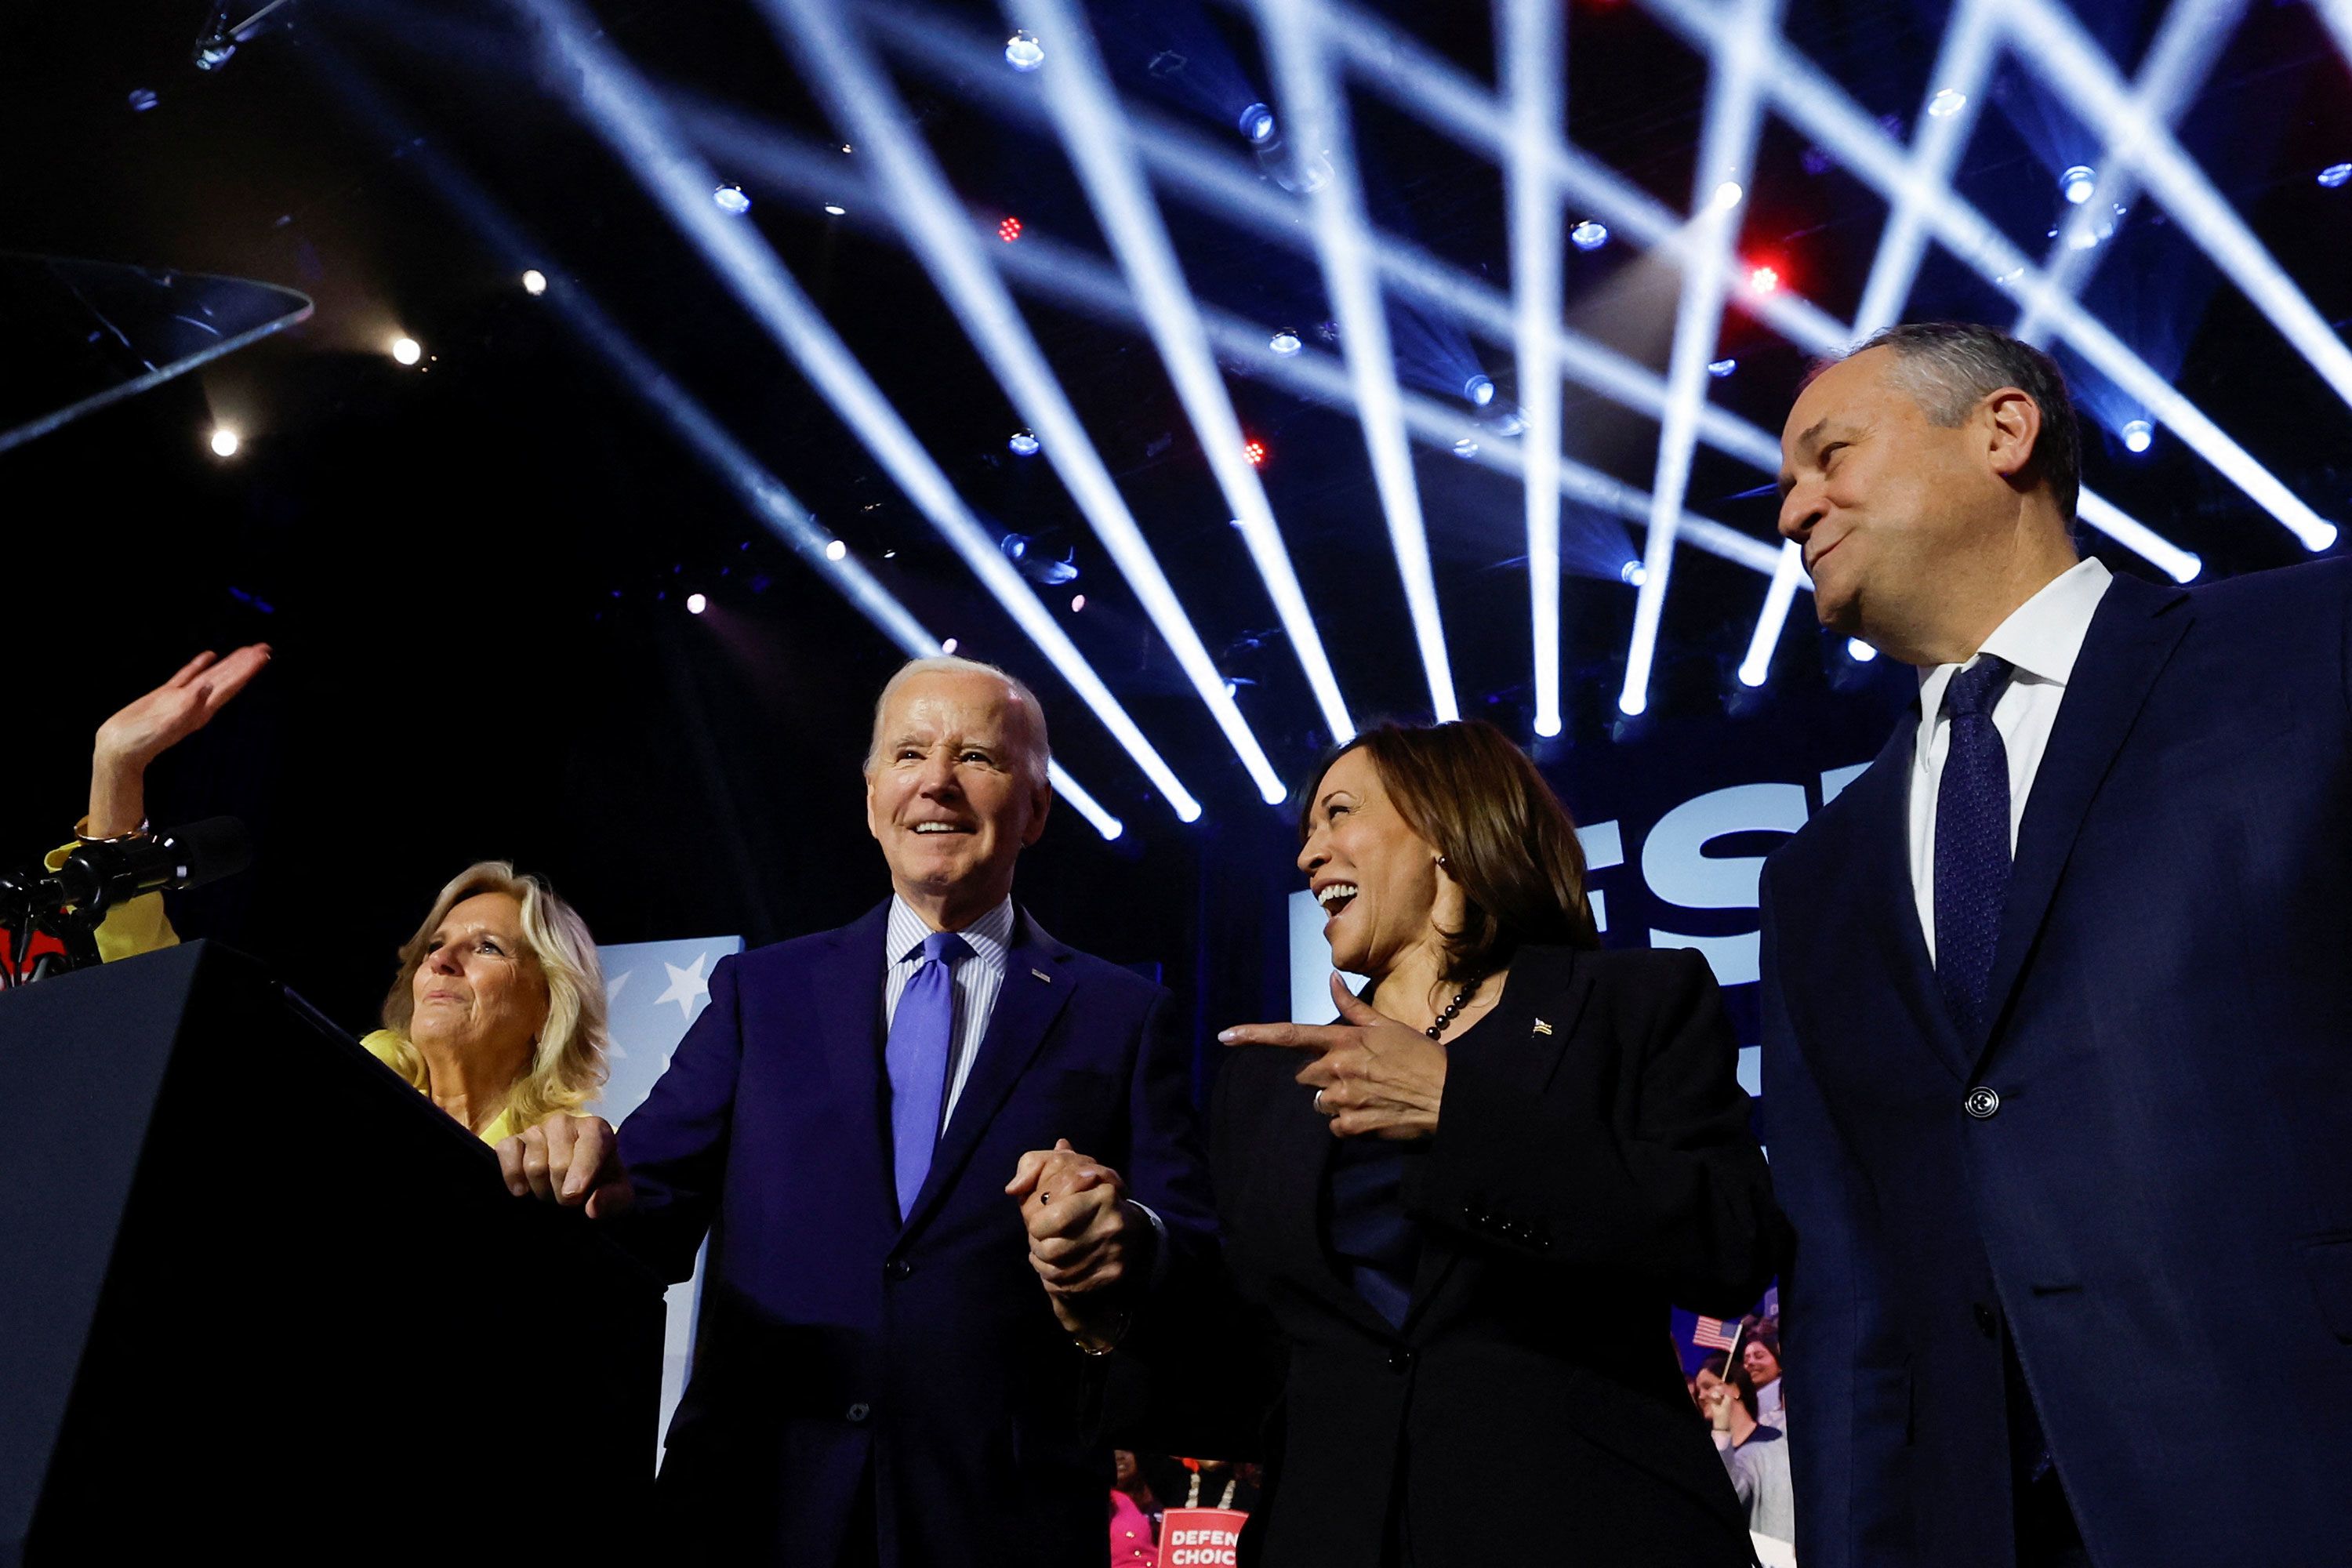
<box><xmin>1139</xmin><ymin>942</ymin><xmax>1782</xmax><ymax>1568</ymax></box>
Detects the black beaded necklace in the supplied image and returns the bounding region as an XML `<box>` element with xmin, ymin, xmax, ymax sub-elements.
<box><xmin>1425</xmin><ymin>979</ymin><xmax>1482</xmax><ymax>1040</ymax></box>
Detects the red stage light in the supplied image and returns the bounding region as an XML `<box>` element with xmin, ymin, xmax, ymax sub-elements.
<box><xmin>1243</xmin><ymin>440</ymin><xmax>1266</xmax><ymax>466</ymax></box>
<box><xmin>1748</xmin><ymin>263</ymin><xmax>1780</xmax><ymax>293</ymax></box>
<box><xmin>999</xmin><ymin>216</ymin><xmax>1023</xmax><ymax>242</ymax></box>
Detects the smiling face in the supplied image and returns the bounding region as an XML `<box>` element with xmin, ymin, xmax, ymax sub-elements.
<box><xmin>1743</xmin><ymin>1340</ymin><xmax>1782</xmax><ymax>1386</ymax></box>
<box><xmin>1777</xmin><ymin>346</ymin><xmax>2025</xmax><ymax>653</ymax></box>
<box><xmin>865</xmin><ymin>669</ymin><xmax>1051</xmax><ymax>928</ymax></box>
<box><xmin>1298</xmin><ymin>746</ymin><xmax>1454</xmax><ymax>984</ymax></box>
<box><xmin>408</xmin><ymin>891</ymin><xmax>550</xmax><ymax>1067</ymax></box>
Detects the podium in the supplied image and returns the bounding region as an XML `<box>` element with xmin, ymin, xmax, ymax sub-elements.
<box><xmin>0</xmin><ymin>942</ymin><xmax>665</xmax><ymax>1564</ymax></box>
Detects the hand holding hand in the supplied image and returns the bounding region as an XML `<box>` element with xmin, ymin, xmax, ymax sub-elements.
<box><xmin>496</xmin><ymin>1112</ymin><xmax>634</xmax><ymax>1219</ymax></box>
<box><xmin>1218</xmin><ymin>973</ymin><xmax>1450</xmax><ymax>1140</ymax></box>
<box><xmin>1006</xmin><ymin>1138</ymin><xmax>1143</xmax><ymax>1330</ymax></box>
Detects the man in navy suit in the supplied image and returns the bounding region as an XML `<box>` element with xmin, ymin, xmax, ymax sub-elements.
<box><xmin>503</xmin><ymin>656</ymin><xmax>1215</xmax><ymax>1566</ymax></box>
<box><xmin>1762</xmin><ymin>321</ymin><xmax>2352</xmax><ymax>1568</ymax></box>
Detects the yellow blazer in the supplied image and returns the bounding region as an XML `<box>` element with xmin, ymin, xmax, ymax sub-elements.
<box><xmin>47</xmin><ymin>844</ymin><xmax>521</xmax><ymax>1145</ymax></box>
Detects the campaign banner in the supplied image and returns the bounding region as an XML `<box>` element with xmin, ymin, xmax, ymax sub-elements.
<box><xmin>1157</xmin><ymin>1508</ymin><xmax>1248</xmax><ymax>1567</ymax></box>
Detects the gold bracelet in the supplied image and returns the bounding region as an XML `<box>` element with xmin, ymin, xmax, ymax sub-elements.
<box><xmin>73</xmin><ymin>815</ymin><xmax>151</xmax><ymax>846</ymax></box>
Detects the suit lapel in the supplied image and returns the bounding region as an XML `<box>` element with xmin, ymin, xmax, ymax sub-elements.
<box><xmin>810</xmin><ymin>902</ymin><xmax>897</xmax><ymax>1228</ymax></box>
<box><xmin>898</xmin><ymin>907</ymin><xmax>1075</xmax><ymax>1240</ymax></box>
<box><xmin>1403</xmin><ymin>951</ymin><xmax>1595</xmax><ymax>1334</ymax></box>
<box><xmin>1816</xmin><ymin>718</ymin><xmax>1973</xmax><ymax>1082</ymax></box>
<box><xmin>1973</xmin><ymin>574</ymin><xmax>2192</xmax><ymax>1069</ymax></box>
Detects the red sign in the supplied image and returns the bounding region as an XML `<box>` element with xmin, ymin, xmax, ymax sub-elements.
<box><xmin>1157</xmin><ymin>1508</ymin><xmax>1248</xmax><ymax>1567</ymax></box>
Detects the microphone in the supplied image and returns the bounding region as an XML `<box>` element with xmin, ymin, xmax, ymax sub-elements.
<box><xmin>9</xmin><ymin>818</ymin><xmax>254</xmax><ymax>920</ymax></box>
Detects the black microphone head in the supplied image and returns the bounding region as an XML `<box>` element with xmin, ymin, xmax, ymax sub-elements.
<box><xmin>158</xmin><ymin>817</ymin><xmax>254</xmax><ymax>891</ymax></box>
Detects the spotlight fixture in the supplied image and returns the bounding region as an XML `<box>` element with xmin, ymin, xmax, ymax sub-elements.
<box><xmin>390</xmin><ymin>336</ymin><xmax>423</xmax><ymax>365</ymax></box>
<box><xmin>1712</xmin><ymin>180</ymin><xmax>1744</xmax><ymax>210</ymax></box>
<box><xmin>941</xmin><ymin>637</ymin><xmax>960</xmax><ymax>654</ymax></box>
<box><xmin>1926</xmin><ymin>87</ymin><xmax>1968</xmax><ymax>118</ymax></box>
<box><xmin>1243</xmin><ymin>439</ymin><xmax>1266</xmax><ymax>466</ymax></box>
<box><xmin>1707</xmin><ymin>358</ymin><xmax>1737</xmax><ymax>378</ymax></box>
<box><xmin>1453</xmin><ymin>437</ymin><xmax>1479</xmax><ymax>458</ymax></box>
<box><xmin>1747</xmin><ymin>264</ymin><xmax>1780</xmax><ymax>293</ymax></box>
<box><xmin>2122</xmin><ymin>419</ymin><xmax>2154</xmax><ymax>453</ymax></box>
<box><xmin>1570</xmin><ymin>220</ymin><xmax>1609</xmax><ymax>251</ymax></box>
<box><xmin>2319</xmin><ymin>163</ymin><xmax>2352</xmax><ymax>191</ymax></box>
<box><xmin>713</xmin><ymin>184</ymin><xmax>752</xmax><ymax>215</ymax></box>
<box><xmin>1238</xmin><ymin>103</ymin><xmax>1276</xmax><ymax>144</ymax></box>
<box><xmin>129</xmin><ymin>89</ymin><xmax>158</xmax><ymax>111</ymax></box>
<box><xmin>1846</xmin><ymin>637</ymin><xmax>1878</xmax><ymax>662</ymax></box>
<box><xmin>998</xmin><ymin>216</ymin><xmax>1022</xmax><ymax>241</ymax></box>
<box><xmin>1269</xmin><ymin>328</ymin><xmax>1302</xmax><ymax>356</ymax></box>
<box><xmin>823</xmin><ymin>203</ymin><xmax>847</xmax><ymax>216</ymax></box>
<box><xmin>209</xmin><ymin>427</ymin><xmax>240</xmax><ymax>457</ymax></box>
<box><xmin>1070</xmin><ymin>593</ymin><xmax>1086</xmax><ymax>612</ymax></box>
<box><xmin>521</xmin><ymin>269</ymin><xmax>548</xmax><ymax>295</ymax></box>
<box><xmin>1007</xmin><ymin>429</ymin><xmax>1040</xmax><ymax>456</ymax></box>
<box><xmin>1465</xmin><ymin>373</ymin><xmax>1495</xmax><ymax>407</ymax></box>
<box><xmin>1494</xmin><ymin>409</ymin><xmax>1528</xmax><ymax>437</ymax></box>
<box><xmin>825</xmin><ymin>539</ymin><xmax>848</xmax><ymax>561</ymax></box>
<box><xmin>686</xmin><ymin>593</ymin><xmax>708</xmax><ymax>615</ymax></box>
<box><xmin>1004</xmin><ymin>30</ymin><xmax>1044</xmax><ymax>71</ymax></box>
<box><xmin>2061</xmin><ymin>165</ymin><xmax>2097</xmax><ymax>205</ymax></box>
<box><xmin>1621</xmin><ymin>561</ymin><xmax>1649</xmax><ymax>586</ymax></box>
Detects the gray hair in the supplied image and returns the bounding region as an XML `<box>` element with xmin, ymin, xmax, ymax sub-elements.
<box><xmin>1816</xmin><ymin>321</ymin><xmax>2082</xmax><ymax>522</ymax></box>
<box><xmin>865</xmin><ymin>655</ymin><xmax>1051</xmax><ymax>787</ymax></box>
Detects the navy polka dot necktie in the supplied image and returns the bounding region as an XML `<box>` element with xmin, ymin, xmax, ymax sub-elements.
<box><xmin>1935</xmin><ymin>655</ymin><xmax>2016</xmax><ymax>1032</ymax></box>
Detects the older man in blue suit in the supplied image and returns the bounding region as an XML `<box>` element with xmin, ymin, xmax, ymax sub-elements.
<box><xmin>503</xmin><ymin>655</ymin><xmax>1215</xmax><ymax>1566</ymax></box>
<box><xmin>1762</xmin><ymin>321</ymin><xmax>2352</xmax><ymax>1568</ymax></box>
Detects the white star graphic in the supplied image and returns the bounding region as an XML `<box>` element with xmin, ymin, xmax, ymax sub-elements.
<box><xmin>655</xmin><ymin>953</ymin><xmax>711</xmax><ymax>1022</ymax></box>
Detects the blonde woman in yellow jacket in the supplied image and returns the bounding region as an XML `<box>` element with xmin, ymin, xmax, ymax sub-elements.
<box><xmin>63</xmin><ymin>648</ymin><xmax>608</xmax><ymax>1144</ymax></box>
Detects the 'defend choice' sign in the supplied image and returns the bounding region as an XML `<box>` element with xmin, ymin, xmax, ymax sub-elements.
<box><xmin>1157</xmin><ymin>1509</ymin><xmax>1248</xmax><ymax>1566</ymax></box>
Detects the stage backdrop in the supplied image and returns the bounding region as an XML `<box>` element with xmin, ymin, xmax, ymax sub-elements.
<box><xmin>591</xmin><ymin>933</ymin><xmax>744</xmax><ymax>1463</ymax></box>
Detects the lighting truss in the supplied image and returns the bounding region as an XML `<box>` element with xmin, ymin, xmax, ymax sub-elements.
<box><xmin>509</xmin><ymin>0</ymin><xmax>1197</xmax><ymax>822</ymax></box>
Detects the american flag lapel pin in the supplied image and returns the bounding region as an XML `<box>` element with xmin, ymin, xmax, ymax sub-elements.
<box><xmin>1532</xmin><ymin>1018</ymin><xmax>1553</xmax><ymax>1035</ymax></box>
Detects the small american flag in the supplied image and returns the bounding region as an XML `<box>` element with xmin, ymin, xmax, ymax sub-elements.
<box><xmin>1692</xmin><ymin>1316</ymin><xmax>1740</xmax><ymax>1351</ymax></box>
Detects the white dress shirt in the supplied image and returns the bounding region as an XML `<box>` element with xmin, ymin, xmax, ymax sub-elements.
<box><xmin>1907</xmin><ymin>557</ymin><xmax>2113</xmax><ymax>961</ymax></box>
<box><xmin>883</xmin><ymin>894</ymin><xmax>1016</xmax><ymax>1125</ymax></box>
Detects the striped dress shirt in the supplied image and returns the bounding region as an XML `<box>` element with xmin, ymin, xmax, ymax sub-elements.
<box><xmin>883</xmin><ymin>894</ymin><xmax>1016</xmax><ymax>1126</ymax></box>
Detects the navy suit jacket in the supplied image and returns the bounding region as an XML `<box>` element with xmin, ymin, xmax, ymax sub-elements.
<box><xmin>614</xmin><ymin>898</ymin><xmax>1216</xmax><ymax>1568</ymax></box>
<box><xmin>1760</xmin><ymin>558</ymin><xmax>2352</xmax><ymax>1568</ymax></box>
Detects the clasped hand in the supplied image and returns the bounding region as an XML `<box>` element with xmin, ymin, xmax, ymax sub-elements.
<box><xmin>1219</xmin><ymin>973</ymin><xmax>1450</xmax><ymax>1140</ymax></box>
<box><xmin>1004</xmin><ymin>1138</ymin><xmax>1142</xmax><ymax>1334</ymax></box>
<box><xmin>496</xmin><ymin>1113</ymin><xmax>634</xmax><ymax>1219</ymax></box>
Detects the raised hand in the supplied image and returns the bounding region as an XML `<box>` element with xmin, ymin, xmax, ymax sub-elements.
<box><xmin>497</xmin><ymin>1112</ymin><xmax>634</xmax><ymax>1219</ymax></box>
<box><xmin>1218</xmin><ymin>972</ymin><xmax>1452</xmax><ymax>1140</ymax></box>
<box><xmin>87</xmin><ymin>645</ymin><xmax>273</xmax><ymax>835</ymax></box>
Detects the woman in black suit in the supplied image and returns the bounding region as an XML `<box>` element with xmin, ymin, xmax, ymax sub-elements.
<box><xmin>1153</xmin><ymin>719</ymin><xmax>1783</xmax><ymax>1566</ymax></box>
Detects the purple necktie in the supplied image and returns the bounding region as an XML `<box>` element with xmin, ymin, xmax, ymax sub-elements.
<box><xmin>887</xmin><ymin>930</ymin><xmax>971</xmax><ymax>1220</ymax></box>
<box><xmin>1934</xmin><ymin>655</ymin><xmax>2016</xmax><ymax>1032</ymax></box>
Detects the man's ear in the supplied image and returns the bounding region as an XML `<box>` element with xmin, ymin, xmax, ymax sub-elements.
<box><xmin>1023</xmin><ymin>781</ymin><xmax>1053</xmax><ymax>847</ymax></box>
<box><xmin>1982</xmin><ymin>387</ymin><xmax>2042</xmax><ymax>485</ymax></box>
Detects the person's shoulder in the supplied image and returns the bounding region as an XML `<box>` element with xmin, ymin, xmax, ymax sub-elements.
<box><xmin>2183</xmin><ymin>553</ymin><xmax>2352</xmax><ymax>616</ymax></box>
<box><xmin>1017</xmin><ymin>913</ymin><xmax>1168</xmax><ymax>1009</ymax></box>
<box><xmin>1554</xmin><ymin>941</ymin><xmax>1714</xmax><ymax>994</ymax></box>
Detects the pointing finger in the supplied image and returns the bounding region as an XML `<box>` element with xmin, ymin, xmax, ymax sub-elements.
<box><xmin>1217</xmin><ymin>1020</ymin><xmax>1347</xmax><ymax>1052</ymax></box>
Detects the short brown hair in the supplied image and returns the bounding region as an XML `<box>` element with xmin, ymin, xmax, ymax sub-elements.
<box><xmin>1298</xmin><ymin>719</ymin><xmax>1599</xmax><ymax>983</ymax></box>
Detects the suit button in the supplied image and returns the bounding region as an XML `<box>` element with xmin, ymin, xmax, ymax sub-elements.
<box><xmin>845</xmin><ymin>1402</ymin><xmax>870</xmax><ymax>1423</ymax></box>
<box><xmin>1964</xmin><ymin>1086</ymin><xmax>2001</xmax><ymax>1120</ymax></box>
<box><xmin>1387</xmin><ymin>1348</ymin><xmax>1415</xmax><ymax>1374</ymax></box>
<box><xmin>884</xmin><ymin>1259</ymin><xmax>913</xmax><ymax>1281</ymax></box>
<box><xmin>1973</xmin><ymin>1302</ymin><xmax>1998</xmax><ymax>1339</ymax></box>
